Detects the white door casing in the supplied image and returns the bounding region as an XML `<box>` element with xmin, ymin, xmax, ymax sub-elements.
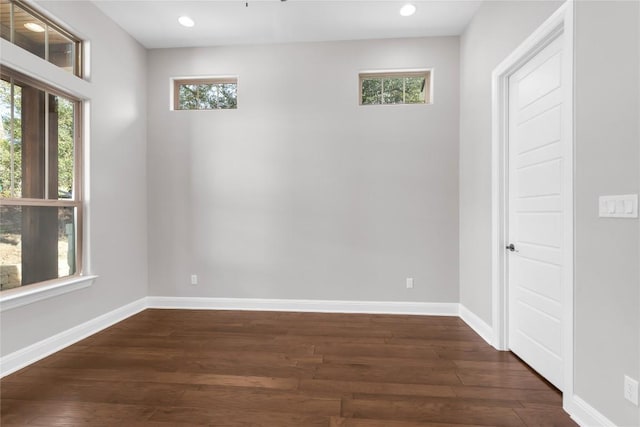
<box><xmin>491</xmin><ymin>0</ymin><xmax>573</xmax><ymax>408</ymax></box>
<box><xmin>507</xmin><ymin>34</ymin><xmax>565</xmax><ymax>391</ymax></box>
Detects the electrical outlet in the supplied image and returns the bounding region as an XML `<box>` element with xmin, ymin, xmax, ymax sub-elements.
<box><xmin>624</xmin><ymin>375</ymin><xmax>639</xmax><ymax>405</ymax></box>
<box><xmin>190</xmin><ymin>274</ymin><xmax>198</xmax><ymax>285</ymax></box>
<box><xmin>406</xmin><ymin>277</ymin><xmax>414</xmax><ymax>289</ymax></box>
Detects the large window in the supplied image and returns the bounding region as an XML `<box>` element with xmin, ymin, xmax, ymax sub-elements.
<box><xmin>0</xmin><ymin>68</ymin><xmax>83</xmax><ymax>291</ymax></box>
<box><xmin>359</xmin><ymin>70</ymin><xmax>431</xmax><ymax>105</ymax></box>
<box><xmin>0</xmin><ymin>0</ymin><xmax>82</xmax><ymax>77</ymax></box>
<box><xmin>173</xmin><ymin>77</ymin><xmax>238</xmax><ymax>110</ymax></box>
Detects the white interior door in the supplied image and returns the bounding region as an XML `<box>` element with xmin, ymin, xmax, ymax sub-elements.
<box><xmin>507</xmin><ymin>34</ymin><xmax>566</xmax><ymax>391</ymax></box>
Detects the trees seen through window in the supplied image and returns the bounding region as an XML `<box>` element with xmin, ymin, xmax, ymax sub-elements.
<box><xmin>360</xmin><ymin>71</ymin><xmax>431</xmax><ymax>105</ymax></box>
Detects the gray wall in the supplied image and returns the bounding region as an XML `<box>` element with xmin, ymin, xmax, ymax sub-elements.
<box><xmin>460</xmin><ymin>1</ymin><xmax>640</xmax><ymax>425</ymax></box>
<box><xmin>3</xmin><ymin>2</ymin><xmax>638</xmax><ymax>423</ymax></box>
<box><xmin>458</xmin><ymin>1</ymin><xmax>563</xmax><ymax>321</ymax></box>
<box><xmin>0</xmin><ymin>1</ymin><xmax>148</xmax><ymax>356</ymax></box>
<box><xmin>147</xmin><ymin>37</ymin><xmax>460</xmax><ymax>303</ymax></box>
<box><xmin>574</xmin><ymin>2</ymin><xmax>639</xmax><ymax>425</ymax></box>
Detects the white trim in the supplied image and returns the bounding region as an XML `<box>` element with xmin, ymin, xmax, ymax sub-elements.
<box><xmin>0</xmin><ymin>275</ymin><xmax>98</xmax><ymax>312</ymax></box>
<box><xmin>560</xmin><ymin>1</ymin><xmax>575</xmax><ymax>411</ymax></box>
<box><xmin>0</xmin><ymin>297</ymin><xmax>146</xmax><ymax>377</ymax></box>
<box><xmin>459</xmin><ymin>304</ymin><xmax>493</xmax><ymax>346</ymax></box>
<box><xmin>1</xmin><ymin>11</ymin><xmax>95</xmax><ymax>313</ymax></box>
<box><xmin>491</xmin><ymin>58</ymin><xmax>508</xmax><ymax>352</ymax></box>
<box><xmin>568</xmin><ymin>395</ymin><xmax>617</xmax><ymax>427</ymax></box>
<box><xmin>0</xmin><ymin>39</ymin><xmax>91</xmax><ymax>100</ymax></box>
<box><xmin>147</xmin><ymin>296</ymin><xmax>459</xmax><ymax>316</ymax></box>
<box><xmin>170</xmin><ymin>74</ymin><xmax>239</xmax><ymax>81</ymax></box>
<box><xmin>359</xmin><ymin>68</ymin><xmax>431</xmax><ymax>75</ymax></box>
<box><xmin>491</xmin><ymin>0</ymin><xmax>574</xmax><ymax>396</ymax></box>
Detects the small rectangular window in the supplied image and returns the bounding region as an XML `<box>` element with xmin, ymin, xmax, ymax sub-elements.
<box><xmin>173</xmin><ymin>78</ymin><xmax>238</xmax><ymax>110</ymax></box>
<box><xmin>0</xmin><ymin>0</ymin><xmax>83</xmax><ymax>77</ymax></box>
<box><xmin>359</xmin><ymin>70</ymin><xmax>431</xmax><ymax>106</ymax></box>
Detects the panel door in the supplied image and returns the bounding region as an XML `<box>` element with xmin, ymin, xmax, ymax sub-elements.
<box><xmin>507</xmin><ymin>34</ymin><xmax>566</xmax><ymax>391</ymax></box>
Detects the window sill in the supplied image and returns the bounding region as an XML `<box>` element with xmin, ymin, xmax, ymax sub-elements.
<box><xmin>0</xmin><ymin>275</ymin><xmax>98</xmax><ymax>312</ymax></box>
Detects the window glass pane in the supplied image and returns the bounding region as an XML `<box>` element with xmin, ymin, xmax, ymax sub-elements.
<box><xmin>1</xmin><ymin>78</ymin><xmax>71</xmax><ymax>200</ymax></box>
<box><xmin>360</xmin><ymin>71</ymin><xmax>431</xmax><ymax>106</ymax></box>
<box><xmin>219</xmin><ymin>83</ymin><xmax>237</xmax><ymax>109</ymax></box>
<box><xmin>0</xmin><ymin>78</ymin><xmax>24</xmax><ymax>198</ymax></box>
<box><xmin>361</xmin><ymin>78</ymin><xmax>382</xmax><ymax>105</ymax></box>
<box><xmin>1</xmin><ymin>67</ymin><xmax>82</xmax><ymax>291</ymax></box>
<box><xmin>0</xmin><ymin>205</ymin><xmax>21</xmax><ymax>290</ymax></box>
<box><xmin>405</xmin><ymin>76</ymin><xmax>426</xmax><ymax>104</ymax></box>
<box><xmin>1</xmin><ymin>79</ymin><xmax>13</xmax><ymax>198</ymax></box>
<box><xmin>55</xmin><ymin>96</ymin><xmax>74</xmax><ymax>199</ymax></box>
<box><xmin>179</xmin><ymin>84</ymin><xmax>197</xmax><ymax>110</ymax></box>
<box><xmin>48</xmin><ymin>27</ymin><xmax>75</xmax><ymax>73</ymax></box>
<box><xmin>201</xmin><ymin>84</ymin><xmax>218</xmax><ymax>109</ymax></box>
<box><xmin>13</xmin><ymin>4</ymin><xmax>46</xmax><ymax>60</ymax></box>
<box><xmin>13</xmin><ymin>83</ymin><xmax>23</xmax><ymax>197</ymax></box>
<box><xmin>18</xmin><ymin>81</ymin><xmax>46</xmax><ymax>199</ymax></box>
<box><xmin>383</xmin><ymin>77</ymin><xmax>404</xmax><ymax>104</ymax></box>
<box><xmin>0</xmin><ymin>205</ymin><xmax>76</xmax><ymax>289</ymax></box>
<box><xmin>0</xmin><ymin>0</ymin><xmax>10</xmax><ymax>43</ymax></box>
<box><xmin>1</xmin><ymin>1</ymin><xmax>81</xmax><ymax>76</ymax></box>
<box><xmin>177</xmin><ymin>81</ymin><xmax>238</xmax><ymax>110</ymax></box>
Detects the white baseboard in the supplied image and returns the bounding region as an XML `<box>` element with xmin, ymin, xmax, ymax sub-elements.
<box><xmin>0</xmin><ymin>297</ymin><xmax>147</xmax><ymax>378</ymax></box>
<box><xmin>458</xmin><ymin>304</ymin><xmax>494</xmax><ymax>347</ymax></box>
<box><xmin>568</xmin><ymin>395</ymin><xmax>617</xmax><ymax>427</ymax></box>
<box><xmin>147</xmin><ymin>296</ymin><xmax>460</xmax><ymax>316</ymax></box>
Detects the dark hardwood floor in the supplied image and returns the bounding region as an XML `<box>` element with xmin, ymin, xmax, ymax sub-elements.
<box><xmin>1</xmin><ymin>309</ymin><xmax>577</xmax><ymax>426</ymax></box>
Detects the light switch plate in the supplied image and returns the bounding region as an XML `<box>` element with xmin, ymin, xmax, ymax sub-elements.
<box><xmin>599</xmin><ymin>194</ymin><xmax>638</xmax><ymax>218</ymax></box>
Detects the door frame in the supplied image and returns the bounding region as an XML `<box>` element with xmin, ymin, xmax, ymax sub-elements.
<box><xmin>491</xmin><ymin>0</ymin><xmax>574</xmax><ymax>404</ymax></box>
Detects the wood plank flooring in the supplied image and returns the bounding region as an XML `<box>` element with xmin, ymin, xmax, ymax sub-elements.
<box><xmin>1</xmin><ymin>309</ymin><xmax>578</xmax><ymax>426</ymax></box>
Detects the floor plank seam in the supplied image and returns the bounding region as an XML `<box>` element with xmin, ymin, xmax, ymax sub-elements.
<box><xmin>0</xmin><ymin>310</ymin><xmax>577</xmax><ymax>426</ymax></box>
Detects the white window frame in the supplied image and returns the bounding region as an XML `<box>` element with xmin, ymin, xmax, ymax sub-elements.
<box><xmin>359</xmin><ymin>69</ymin><xmax>433</xmax><ymax>106</ymax></box>
<box><xmin>171</xmin><ymin>76</ymin><xmax>239</xmax><ymax>111</ymax></box>
<box><xmin>0</xmin><ymin>3</ymin><xmax>95</xmax><ymax>312</ymax></box>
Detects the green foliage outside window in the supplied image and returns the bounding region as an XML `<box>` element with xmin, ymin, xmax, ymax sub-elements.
<box><xmin>360</xmin><ymin>72</ymin><xmax>429</xmax><ymax>105</ymax></box>
<box><xmin>0</xmin><ymin>79</ymin><xmax>74</xmax><ymax>199</ymax></box>
<box><xmin>56</xmin><ymin>97</ymin><xmax>74</xmax><ymax>196</ymax></box>
<box><xmin>404</xmin><ymin>77</ymin><xmax>426</xmax><ymax>103</ymax></box>
<box><xmin>1</xmin><ymin>80</ymin><xmax>22</xmax><ymax>198</ymax></box>
<box><xmin>178</xmin><ymin>82</ymin><xmax>237</xmax><ymax>110</ymax></box>
<box><xmin>361</xmin><ymin>79</ymin><xmax>382</xmax><ymax>105</ymax></box>
<box><xmin>383</xmin><ymin>77</ymin><xmax>404</xmax><ymax>104</ymax></box>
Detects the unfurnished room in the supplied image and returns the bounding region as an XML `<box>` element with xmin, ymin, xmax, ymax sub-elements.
<box><xmin>0</xmin><ymin>0</ymin><xmax>639</xmax><ymax>425</ymax></box>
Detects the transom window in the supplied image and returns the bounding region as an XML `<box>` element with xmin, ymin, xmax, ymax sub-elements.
<box><xmin>0</xmin><ymin>67</ymin><xmax>83</xmax><ymax>291</ymax></box>
<box><xmin>173</xmin><ymin>77</ymin><xmax>238</xmax><ymax>110</ymax></box>
<box><xmin>0</xmin><ymin>0</ymin><xmax>83</xmax><ymax>77</ymax></box>
<box><xmin>359</xmin><ymin>70</ymin><xmax>431</xmax><ymax>105</ymax></box>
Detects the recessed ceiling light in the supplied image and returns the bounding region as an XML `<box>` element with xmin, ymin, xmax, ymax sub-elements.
<box><xmin>24</xmin><ymin>22</ymin><xmax>45</xmax><ymax>33</ymax></box>
<box><xmin>399</xmin><ymin>4</ymin><xmax>416</xmax><ymax>17</ymax></box>
<box><xmin>178</xmin><ymin>16</ymin><xmax>195</xmax><ymax>28</ymax></box>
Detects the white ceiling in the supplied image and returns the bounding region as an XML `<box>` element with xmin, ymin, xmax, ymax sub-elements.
<box><xmin>92</xmin><ymin>0</ymin><xmax>482</xmax><ymax>49</ymax></box>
